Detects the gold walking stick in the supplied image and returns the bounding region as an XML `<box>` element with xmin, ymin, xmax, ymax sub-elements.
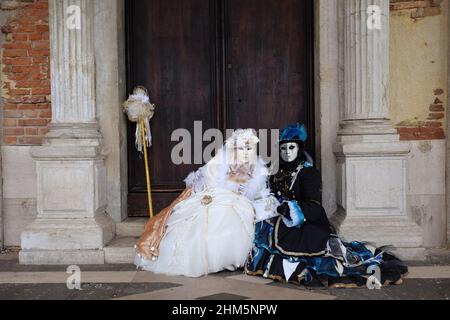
<box><xmin>140</xmin><ymin>120</ymin><xmax>154</xmax><ymax>218</ymax></box>
<box><xmin>123</xmin><ymin>86</ymin><xmax>156</xmax><ymax>219</ymax></box>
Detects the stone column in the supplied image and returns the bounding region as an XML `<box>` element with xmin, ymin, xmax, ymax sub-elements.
<box><xmin>19</xmin><ymin>0</ymin><xmax>115</xmax><ymax>265</ymax></box>
<box><xmin>334</xmin><ymin>0</ymin><xmax>424</xmax><ymax>260</ymax></box>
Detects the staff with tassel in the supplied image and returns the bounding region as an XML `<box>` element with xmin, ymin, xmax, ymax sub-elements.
<box><xmin>123</xmin><ymin>86</ymin><xmax>156</xmax><ymax>218</ymax></box>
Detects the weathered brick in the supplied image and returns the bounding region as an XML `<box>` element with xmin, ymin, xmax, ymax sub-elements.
<box><xmin>397</xmin><ymin>127</ymin><xmax>445</xmax><ymax>140</ymax></box>
<box><xmin>9</xmin><ymin>88</ymin><xmax>31</xmax><ymax>95</ymax></box>
<box><xmin>3</xmin><ymin>42</ymin><xmax>32</xmax><ymax>50</ymax></box>
<box><xmin>32</xmin><ymin>56</ymin><xmax>48</xmax><ymax>64</ymax></box>
<box><xmin>11</xmin><ymin>65</ymin><xmax>41</xmax><ymax>73</ymax></box>
<box><xmin>18</xmin><ymin>118</ymin><xmax>49</xmax><ymax>127</ymax></box>
<box><xmin>14</xmin><ymin>25</ymin><xmax>35</xmax><ymax>33</ymax></box>
<box><xmin>427</xmin><ymin>113</ymin><xmax>445</xmax><ymax>120</ymax></box>
<box><xmin>434</xmin><ymin>88</ymin><xmax>444</xmax><ymax>95</ymax></box>
<box><xmin>9</xmin><ymin>96</ymin><xmax>46</xmax><ymax>104</ymax></box>
<box><xmin>4</xmin><ymin>127</ymin><xmax>24</xmax><ymax>136</ymax></box>
<box><xmin>3</xmin><ymin>119</ymin><xmax>17</xmax><ymax>127</ymax></box>
<box><xmin>3</xmin><ymin>136</ymin><xmax>18</xmax><ymax>145</ymax></box>
<box><xmin>4</xmin><ymin>103</ymin><xmax>18</xmax><ymax>110</ymax></box>
<box><xmin>39</xmin><ymin>108</ymin><xmax>51</xmax><ymax>118</ymax></box>
<box><xmin>28</xmin><ymin>32</ymin><xmax>41</xmax><ymax>41</ymax></box>
<box><xmin>30</xmin><ymin>73</ymin><xmax>48</xmax><ymax>80</ymax></box>
<box><xmin>35</xmin><ymin>25</ymin><xmax>48</xmax><ymax>33</ymax></box>
<box><xmin>23</xmin><ymin>109</ymin><xmax>38</xmax><ymax>118</ymax></box>
<box><xmin>13</xmin><ymin>33</ymin><xmax>28</xmax><ymax>41</ymax></box>
<box><xmin>424</xmin><ymin>121</ymin><xmax>443</xmax><ymax>128</ymax></box>
<box><xmin>15</xmin><ymin>80</ymin><xmax>44</xmax><ymax>88</ymax></box>
<box><xmin>17</xmin><ymin>103</ymin><xmax>49</xmax><ymax>110</ymax></box>
<box><xmin>390</xmin><ymin>1</ymin><xmax>428</xmax><ymax>11</ymax></box>
<box><xmin>4</xmin><ymin>109</ymin><xmax>23</xmax><ymax>118</ymax></box>
<box><xmin>423</xmin><ymin>6</ymin><xmax>441</xmax><ymax>16</ymax></box>
<box><xmin>18</xmin><ymin>136</ymin><xmax>43</xmax><ymax>145</ymax></box>
<box><xmin>39</xmin><ymin>127</ymin><xmax>49</xmax><ymax>135</ymax></box>
<box><xmin>3</xmin><ymin>49</ymin><xmax>27</xmax><ymax>57</ymax></box>
<box><xmin>25</xmin><ymin>127</ymin><xmax>38</xmax><ymax>135</ymax></box>
<box><xmin>33</xmin><ymin>40</ymin><xmax>49</xmax><ymax>50</ymax></box>
<box><xmin>1</xmin><ymin>24</ymin><xmax>15</xmax><ymax>34</ymax></box>
<box><xmin>28</xmin><ymin>49</ymin><xmax>49</xmax><ymax>56</ymax></box>
<box><xmin>32</xmin><ymin>87</ymin><xmax>51</xmax><ymax>95</ymax></box>
<box><xmin>390</xmin><ymin>0</ymin><xmax>443</xmax><ymax>18</ymax></box>
<box><xmin>3</xmin><ymin>57</ymin><xmax>32</xmax><ymax>66</ymax></box>
<box><xmin>33</xmin><ymin>2</ymin><xmax>48</xmax><ymax>10</ymax></box>
<box><xmin>429</xmin><ymin>104</ymin><xmax>444</xmax><ymax>112</ymax></box>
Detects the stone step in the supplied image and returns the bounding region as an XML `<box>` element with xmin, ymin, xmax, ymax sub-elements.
<box><xmin>426</xmin><ymin>248</ymin><xmax>450</xmax><ymax>264</ymax></box>
<box><xmin>340</xmin><ymin>216</ymin><xmax>422</xmax><ymax>246</ymax></box>
<box><xmin>339</xmin><ymin>215</ymin><xmax>425</xmax><ymax>261</ymax></box>
<box><xmin>104</xmin><ymin>236</ymin><xmax>138</xmax><ymax>264</ymax></box>
<box><xmin>116</xmin><ymin>218</ymin><xmax>147</xmax><ymax>237</ymax></box>
<box><xmin>340</xmin><ymin>215</ymin><xmax>422</xmax><ymax>228</ymax></box>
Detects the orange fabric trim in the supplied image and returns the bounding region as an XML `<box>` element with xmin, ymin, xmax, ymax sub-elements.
<box><xmin>135</xmin><ymin>188</ymin><xmax>193</xmax><ymax>261</ymax></box>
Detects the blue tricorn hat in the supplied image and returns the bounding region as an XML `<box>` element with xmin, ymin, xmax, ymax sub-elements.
<box><xmin>279</xmin><ymin>123</ymin><xmax>308</xmax><ymax>144</ymax></box>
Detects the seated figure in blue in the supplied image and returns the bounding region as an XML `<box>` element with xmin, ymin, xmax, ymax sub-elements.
<box><xmin>245</xmin><ymin>123</ymin><xmax>408</xmax><ymax>288</ymax></box>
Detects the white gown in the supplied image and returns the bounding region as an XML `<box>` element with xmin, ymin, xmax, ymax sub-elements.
<box><xmin>134</xmin><ymin>152</ymin><xmax>276</xmax><ymax>277</ymax></box>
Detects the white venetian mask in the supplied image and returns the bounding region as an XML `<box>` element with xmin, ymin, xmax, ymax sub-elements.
<box><xmin>235</xmin><ymin>145</ymin><xmax>257</xmax><ymax>166</ymax></box>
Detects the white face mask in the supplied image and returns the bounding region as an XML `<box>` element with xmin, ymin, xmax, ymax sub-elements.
<box><xmin>235</xmin><ymin>145</ymin><xmax>257</xmax><ymax>166</ymax></box>
<box><xmin>280</xmin><ymin>142</ymin><xmax>300</xmax><ymax>163</ymax></box>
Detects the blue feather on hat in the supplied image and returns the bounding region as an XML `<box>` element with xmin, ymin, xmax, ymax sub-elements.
<box><xmin>280</xmin><ymin>123</ymin><xmax>308</xmax><ymax>143</ymax></box>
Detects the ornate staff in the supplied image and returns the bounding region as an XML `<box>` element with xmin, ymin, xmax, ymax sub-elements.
<box><xmin>123</xmin><ymin>86</ymin><xmax>156</xmax><ymax>218</ymax></box>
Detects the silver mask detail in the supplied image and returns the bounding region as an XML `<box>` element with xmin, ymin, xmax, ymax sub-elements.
<box><xmin>280</xmin><ymin>142</ymin><xmax>299</xmax><ymax>163</ymax></box>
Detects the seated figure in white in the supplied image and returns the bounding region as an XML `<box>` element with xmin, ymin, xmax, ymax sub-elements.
<box><xmin>134</xmin><ymin>129</ymin><xmax>278</xmax><ymax>277</ymax></box>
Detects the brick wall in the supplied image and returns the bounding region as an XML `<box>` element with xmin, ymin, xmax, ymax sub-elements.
<box><xmin>390</xmin><ymin>0</ymin><xmax>443</xmax><ymax>18</ymax></box>
<box><xmin>1</xmin><ymin>0</ymin><xmax>50</xmax><ymax>146</ymax></box>
<box><xmin>396</xmin><ymin>92</ymin><xmax>446</xmax><ymax>140</ymax></box>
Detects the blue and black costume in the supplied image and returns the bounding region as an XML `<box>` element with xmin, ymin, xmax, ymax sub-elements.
<box><xmin>245</xmin><ymin>124</ymin><xmax>408</xmax><ymax>288</ymax></box>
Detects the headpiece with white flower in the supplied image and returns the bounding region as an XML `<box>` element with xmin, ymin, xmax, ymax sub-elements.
<box><xmin>225</xmin><ymin>129</ymin><xmax>260</xmax><ymax>149</ymax></box>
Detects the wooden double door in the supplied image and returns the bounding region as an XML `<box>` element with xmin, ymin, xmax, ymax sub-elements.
<box><xmin>126</xmin><ymin>0</ymin><xmax>314</xmax><ymax>216</ymax></box>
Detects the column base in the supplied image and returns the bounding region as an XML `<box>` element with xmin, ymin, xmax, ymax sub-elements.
<box><xmin>333</xmin><ymin>120</ymin><xmax>425</xmax><ymax>260</ymax></box>
<box><xmin>19</xmin><ymin>214</ymin><xmax>115</xmax><ymax>265</ymax></box>
<box><xmin>334</xmin><ymin>120</ymin><xmax>412</xmax><ymax>216</ymax></box>
<box><xmin>339</xmin><ymin>215</ymin><xmax>425</xmax><ymax>261</ymax></box>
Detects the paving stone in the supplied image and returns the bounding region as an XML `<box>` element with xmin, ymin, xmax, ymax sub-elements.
<box><xmin>225</xmin><ymin>274</ymin><xmax>274</xmax><ymax>285</ymax></box>
<box><xmin>196</xmin><ymin>292</ymin><xmax>249</xmax><ymax>300</ymax></box>
<box><xmin>116</xmin><ymin>282</ymin><xmax>183</xmax><ymax>299</ymax></box>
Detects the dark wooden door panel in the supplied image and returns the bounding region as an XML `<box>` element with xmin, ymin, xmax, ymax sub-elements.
<box><xmin>126</xmin><ymin>0</ymin><xmax>314</xmax><ymax>216</ymax></box>
<box><xmin>126</xmin><ymin>0</ymin><xmax>218</xmax><ymax>215</ymax></box>
<box><xmin>224</xmin><ymin>0</ymin><xmax>314</xmax><ymax>151</ymax></box>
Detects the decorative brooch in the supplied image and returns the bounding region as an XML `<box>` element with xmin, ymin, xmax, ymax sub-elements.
<box><xmin>201</xmin><ymin>195</ymin><xmax>213</xmax><ymax>206</ymax></box>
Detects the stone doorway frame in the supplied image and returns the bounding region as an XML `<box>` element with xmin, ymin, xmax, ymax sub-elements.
<box><xmin>98</xmin><ymin>0</ymin><xmax>341</xmax><ymax>222</ymax></box>
<box><xmin>94</xmin><ymin>0</ymin><xmax>128</xmax><ymax>222</ymax></box>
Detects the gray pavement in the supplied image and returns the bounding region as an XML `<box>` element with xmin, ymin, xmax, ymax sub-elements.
<box><xmin>0</xmin><ymin>249</ymin><xmax>449</xmax><ymax>300</ymax></box>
